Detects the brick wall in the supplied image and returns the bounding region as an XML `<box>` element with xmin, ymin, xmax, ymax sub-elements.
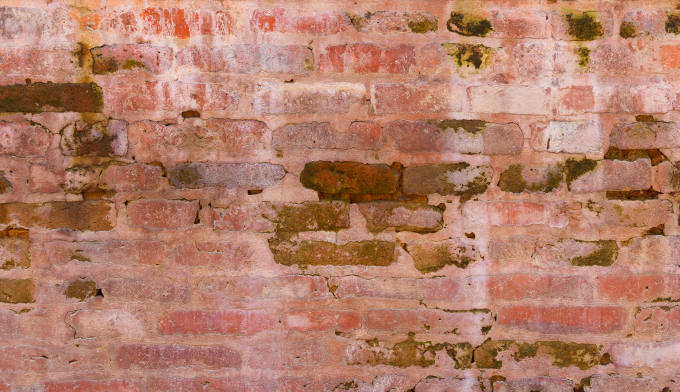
<box><xmin>0</xmin><ymin>0</ymin><xmax>679</xmax><ymax>390</ymax></box>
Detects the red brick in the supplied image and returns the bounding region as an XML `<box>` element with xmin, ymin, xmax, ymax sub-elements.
<box><xmin>272</xmin><ymin>121</ymin><xmax>384</xmax><ymax>150</ymax></box>
<box><xmin>598</xmin><ymin>275</ymin><xmax>680</xmax><ymax>301</ymax></box>
<box><xmin>487</xmin><ymin>201</ymin><xmax>547</xmax><ymax>226</ymax></box>
<box><xmin>251</xmin><ymin>8</ymin><xmax>350</xmax><ymax>34</ymax></box>
<box><xmin>489</xmin><ymin>9</ymin><xmax>548</xmax><ymax>38</ymax></box>
<box><xmin>100</xmin><ymin>163</ymin><xmax>164</xmax><ymax>192</ymax></box>
<box><xmin>145</xmin><ymin>377</ymin><xmax>275</xmax><ymax>392</ymax></box>
<box><xmin>486</xmin><ymin>274</ymin><xmax>592</xmax><ymax>301</ymax></box>
<box><xmin>116</xmin><ymin>344</ymin><xmax>241</xmax><ymax>369</ymax></box>
<box><xmin>320</xmin><ymin>44</ymin><xmax>415</xmax><ymax>73</ymax></box>
<box><xmin>43</xmin><ymin>380</ymin><xmax>139</xmax><ymax>392</ymax></box>
<box><xmin>138</xmin><ymin>8</ymin><xmax>232</xmax><ymax>38</ymax></box>
<box><xmin>284</xmin><ymin>310</ymin><xmax>360</xmax><ymax>332</ymax></box>
<box><xmin>126</xmin><ymin>199</ymin><xmax>199</xmax><ymax>229</ymax></box>
<box><xmin>91</xmin><ymin>44</ymin><xmax>172</xmax><ymax>74</ymax></box>
<box><xmin>102</xmin><ymin>278</ymin><xmax>190</xmax><ymax>303</ymax></box>
<box><xmin>0</xmin><ymin>346</ymin><xmax>48</xmax><ymax>371</ymax></box>
<box><xmin>174</xmin><ymin>241</ymin><xmax>252</xmax><ymax>268</ymax></box>
<box><xmin>30</xmin><ymin>165</ymin><xmax>64</xmax><ymax>193</ymax></box>
<box><xmin>497</xmin><ymin>305</ymin><xmax>627</xmax><ymax>333</ymax></box>
<box><xmin>661</xmin><ymin>45</ymin><xmax>680</xmax><ymax>68</ymax></box>
<box><xmin>159</xmin><ymin>310</ymin><xmax>275</xmax><ymax>335</ymax></box>
<box><xmin>178</xmin><ymin>45</ymin><xmax>313</xmax><ymax>74</ymax></box>
<box><xmin>558</xmin><ymin>86</ymin><xmax>594</xmax><ymax>114</ymax></box>
<box><xmin>253</xmin><ymin>81</ymin><xmax>365</xmax><ymax>114</ymax></box>
<box><xmin>371</xmin><ymin>81</ymin><xmax>463</xmax><ymax>114</ymax></box>
<box><xmin>366</xmin><ymin>309</ymin><xmax>491</xmax><ymax>335</ymax></box>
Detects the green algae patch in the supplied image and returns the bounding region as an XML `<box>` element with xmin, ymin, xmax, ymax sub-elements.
<box><xmin>565</xmin><ymin>158</ymin><xmax>597</xmax><ymax>189</ymax></box>
<box><xmin>498</xmin><ymin>164</ymin><xmax>563</xmax><ymax>193</ymax></box>
<box><xmin>666</xmin><ymin>13</ymin><xmax>680</xmax><ymax>34</ymax></box>
<box><xmin>565</xmin><ymin>12</ymin><xmax>603</xmax><ymax>41</ymax></box>
<box><xmin>442</xmin><ymin>43</ymin><xmax>493</xmax><ymax>70</ymax></box>
<box><xmin>429</xmin><ymin>119</ymin><xmax>487</xmax><ymax>134</ymax></box>
<box><xmin>569</xmin><ymin>240</ymin><xmax>618</xmax><ymax>266</ymax></box>
<box><xmin>447</xmin><ymin>12</ymin><xmax>493</xmax><ymax>36</ymax></box>
<box><xmin>357</xmin><ymin>333</ymin><xmax>474</xmax><ymax>369</ymax></box>
<box><xmin>576</xmin><ymin>46</ymin><xmax>590</xmax><ymax>67</ymax></box>
<box><xmin>268</xmin><ymin>239</ymin><xmax>395</xmax><ymax>266</ymax></box>
<box><xmin>620</xmin><ymin>21</ymin><xmax>636</xmax><ymax>38</ymax></box>
<box><xmin>409</xmin><ymin>17</ymin><xmax>438</xmax><ymax>33</ymax></box>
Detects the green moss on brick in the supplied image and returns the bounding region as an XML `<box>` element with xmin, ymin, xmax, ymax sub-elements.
<box><xmin>576</xmin><ymin>46</ymin><xmax>590</xmax><ymax>67</ymax></box>
<box><xmin>447</xmin><ymin>12</ymin><xmax>493</xmax><ymax>36</ymax></box>
<box><xmin>619</xmin><ymin>21</ymin><xmax>636</xmax><ymax>38</ymax></box>
<box><xmin>408</xmin><ymin>17</ymin><xmax>438</xmax><ymax>33</ymax></box>
<box><xmin>565</xmin><ymin>12</ymin><xmax>603</xmax><ymax>41</ymax></box>
<box><xmin>498</xmin><ymin>164</ymin><xmax>564</xmax><ymax>193</ymax></box>
<box><xmin>442</xmin><ymin>43</ymin><xmax>492</xmax><ymax>70</ymax></box>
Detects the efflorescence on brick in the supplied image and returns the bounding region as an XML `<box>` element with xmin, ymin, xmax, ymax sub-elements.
<box><xmin>0</xmin><ymin>0</ymin><xmax>679</xmax><ymax>389</ymax></box>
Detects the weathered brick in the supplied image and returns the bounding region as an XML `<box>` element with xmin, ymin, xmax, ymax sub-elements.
<box><xmin>489</xmin><ymin>9</ymin><xmax>549</xmax><ymax>39</ymax></box>
<box><xmin>0</xmin><ymin>201</ymin><xmax>114</xmax><ymax>231</ymax></box>
<box><xmin>0</xmin><ymin>278</ymin><xmax>34</xmax><ymax>303</ymax></box>
<box><xmin>387</xmin><ymin>120</ymin><xmax>522</xmax><ymax>155</ymax></box>
<box><xmin>177</xmin><ymin>45</ymin><xmax>313</xmax><ymax>74</ymax></box>
<box><xmin>174</xmin><ymin>241</ymin><xmax>252</xmax><ymax>268</ymax></box>
<box><xmin>102</xmin><ymin>278</ymin><xmax>190</xmax><ymax>303</ymax></box>
<box><xmin>557</xmin><ymin>86</ymin><xmax>594</xmax><ymax>114</ymax></box>
<box><xmin>319</xmin><ymin>44</ymin><xmax>415</xmax><ymax>73</ymax></box>
<box><xmin>487</xmin><ymin>201</ymin><xmax>547</xmax><ymax>226</ymax></box>
<box><xmin>212</xmin><ymin>203</ymin><xmax>275</xmax><ymax>232</ymax></box>
<box><xmin>372</xmin><ymin>81</ymin><xmax>464</xmax><ymax>114</ymax></box>
<box><xmin>497</xmin><ymin>305</ymin><xmax>626</xmax><ymax>333</ymax></box>
<box><xmin>486</xmin><ymin>274</ymin><xmax>592</xmax><ymax>301</ymax></box>
<box><xmin>64</xmin><ymin>279</ymin><xmax>99</xmax><ymax>301</ymax></box>
<box><xmin>0</xmin><ymin>120</ymin><xmax>50</xmax><ymax>157</ymax></box>
<box><xmin>0</xmin><ymin>82</ymin><xmax>103</xmax><ymax>113</ymax></box>
<box><xmin>358</xmin><ymin>202</ymin><xmax>443</xmax><ymax>233</ymax></box>
<box><xmin>348</xmin><ymin>11</ymin><xmax>438</xmax><ymax>33</ymax></box>
<box><xmin>610</xmin><ymin>121</ymin><xmax>680</xmax><ymax>149</ymax></box>
<box><xmin>469</xmin><ymin>85</ymin><xmax>550</xmax><ymax>115</ymax></box>
<box><xmin>167</xmin><ymin>162</ymin><xmax>285</xmax><ymax>189</ymax></box>
<box><xmin>329</xmin><ymin>276</ymin><xmax>459</xmax><ymax>301</ymax></box>
<box><xmin>530</xmin><ymin>120</ymin><xmax>604</xmax><ymax>154</ymax></box>
<box><xmin>569</xmin><ymin>159</ymin><xmax>651</xmax><ymax>193</ymax></box>
<box><xmin>159</xmin><ymin>310</ymin><xmax>275</xmax><ymax>335</ymax></box>
<box><xmin>45</xmin><ymin>240</ymin><xmax>168</xmax><ymax>265</ymax></box>
<box><xmin>299</xmin><ymin>161</ymin><xmax>400</xmax><ymax>197</ymax></box>
<box><xmin>127</xmin><ymin>119</ymin><xmax>268</xmax><ymax>163</ymax></box>
<box><xmin>610</xmin><ymin>342</ymin><xmax>680</xmax><ymax>367</ymax></box>
<box><xmin>270</xmin><ymin>201</ymin><xmax>350</xmax><ymax>232</ymax></box>
<box><xmin>197</xmin><ymin>275</ymin><xmax>329</xmax><ymax>300</ymax></box>
<box><xmin>0</xmin><ymin>227</ymin><xmax>29</xmax><ymax>270</ymax></box>
<box><xmin>635</xmin><ymin>306</ymin><xmax>680</xmax><ymax>335</ymax></box>
<box><xmin>251</xmin><ymin>8</ymin><xmax>350</xmax><ymax>34</ymax></box>
<box><xmin>60</xmin><ymin>119</ymin><xmax>127</xmax><ymax>157</ymax></box>
<box><xmin>660</xmin><ymin>45</ymin><xmax>680</xmax><ymax>68</ymax></box>
<box><xmin>402</xmin><ymin>163</ymin><xmax>493</xmax><ymax>201</ymax></box>
<box><xmin>584</xmin><ymin>375</ymin><xmax>665</xmax><ymax>392</ymax></box>
<box><xmin>366</xmin><ymin>309</ymin><xmax>491</xmax><ymax>335</ymax></box>
<box><xmin>91</xmin><ymin>44</ymin><xmax>173</xmax><ymax>74</ymax></box>
<box><xmin>284</xmin><ymin>310</ymin><xmax>360</xmax><ymax>332</ymax></box>
<box><xmin>407</xmin><ymin>239</ymin><xmax>481</xmax><ymax>273</ymax></box>
<box><xmin>66</xmin><ymin>309</ymin><xmax>145</xmax><ymax>339</ymax></box>
<box><xmin>43</xmin><ymin>380</ymin><xmax>139</xmax><ymax>392</ymax></box>
<box><xmin>253</xmin><ymin>81</ymin><xmax>365</xmax><ymax>114</ymax></box>
<box><xmin>269</xmin><ymin>239</ymin><xmax>395</xmax><ymax>266</ymax></box>
<box><xmin>126</xmin><ymin>199</ymin><xmax>198</xmax><ymax>229</ymax></box>
<box><xmin>116</xmin><ymin>344</ymin><xmax>241</xmax><ymax>369</ymax></box>
<box><xmin>493</xmin><ymin>377</ymin><xmax>573</xmax><ymax>392</ymax></box>
<box><xmin>272</xmin><ymin>121</ymin><xmax>384</xmax><ymax>150</ymax></box>
<box><xmin>100</xmin><ymin>163</ymin><xmax>164</xmax><ymax>192</ymax></box>
<box><xmin>0</xmin><ymin>7</ymin><xmax>72</xmax><ymax>42</ymax></box>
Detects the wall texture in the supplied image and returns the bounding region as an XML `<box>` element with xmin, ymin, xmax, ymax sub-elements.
<box><xmin>0</xmin><ymin>0</ymin><xmax>679</xmax><ymax>390</ymax></box>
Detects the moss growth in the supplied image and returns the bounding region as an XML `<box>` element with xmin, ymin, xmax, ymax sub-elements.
<box><xmin>574</xmin><ymin>376</ymin><xmax>592</xmax><ymax>392</ymax></box>
<box><xmin>447</xmin><ymin>12</ymin><xmax>493</xmax><ymax>36</ymax></box>
<box><xmin>359</xmin><ymin>333</ymin><xmax>473</xmax><ymax>369</ymax></box>
<box><xmin>0</xmin><ymin>279</ymin><xmax>34</xmax><ymax>303</ymax></box>
<box><xmin>665</xmin><ymin>13</ymin><xmax>680</xmax><ymax>34</ymax></box>
<box><xmin>0</xmin><ymin>171</ymin><xmax>12</xmax><ymax>194</ymax></box>
<box><xmin>513</xmin><ymin>343</ymin><xmax>539</xmax><ymax>361</ymax></box>
<box><xmin>565</xmin><ymin>158</ymin><xmax>598</xmax><ymax>189</ymax></box>
<box><xmin>474</xmin><ymin>339</ymin><xmax>514</xmax><ymax>369</ymax></box>
<box><xmin>569</xmin><ymin>240</ymin><xmax>619</xmax><ymax>266</ymax></box>
<box><xmin>498</xmin><ymin>164</ymin><xmax>564</xmax><ymax>193</ymax></box>
<box><xmin>409</xmin><ymin>243</ymin><xmax>477</xmax><ymax>273</ymax></box>
<box><xmin>300</xmin><ymin>161</ymin><xmax>400</xmax><ymax>199</ymax></box>
<box><xmin>429</xmin><ymin>119</ymin><xmax>487</xmax><ymax>134</ymax></box>
<box><xmin>442</xmin><ymin>43</ymin><xmax>492</xmax><ymax>70</ymax></box>
<box><xmin>64</xmin><ymin>279</ymin><xmax>99</xmax><ymax>301</ymax></box>
<box><xmin>0</xmin><ymin>82</ymin><xmax>103</xmax><ymax>113</ymax></box>
<box><xmin>605</xmin><ymin>147</ymin><xmax>667</xmax><ymax>165</ymax></box>
<box><xmin>540</xmin><ymin>341</ymin><xmax>606</xmax><ymax>370</ymax></box>
<box><xmin>122</xmin><ymin>59</ymin><xmax>145</xmax><ymax>70</ymax></box>
<box><xmin>565</xmin><ymin>12</ymin><xmax>604</xmax><ymax>41</ymax></box>
<box><xmin>620</xmin><ymin>21</ymin><xmax>636</xmax><ymax>38</ymax></box>
<box><xmin>408</xmin><ymin>17</ymin><xmax>438</xmax><ymax>33</ymax></box>
<box><xmin>273</xmin><ymin>202</ymin><xmax>350</xmax><ymax>233</ymax></box>
<box><xmin>606</xmin><ymin>188</ymin><xmax>660</xmax><ymax>201</ymax></box>
<box><xmin>576</xmin><ymin>46</ymin><xmax>590</xmax><ymax>67</ymax></box>
<box><xmin>269</xmin><ymin>239</ymin><xmax>395</xmax><ymax>266</ymax></box>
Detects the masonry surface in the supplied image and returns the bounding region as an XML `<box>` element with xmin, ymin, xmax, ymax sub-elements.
<box><xmin>0</xmin><ymin>0</ymin><xmax>679</xmax><ymax>390</ymax></box>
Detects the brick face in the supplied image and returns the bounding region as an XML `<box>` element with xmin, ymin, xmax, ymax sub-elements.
<box><xmin>0</xmin><ymin>0</ymin><xmax>676</xmax><ymax>388</ymax></box>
